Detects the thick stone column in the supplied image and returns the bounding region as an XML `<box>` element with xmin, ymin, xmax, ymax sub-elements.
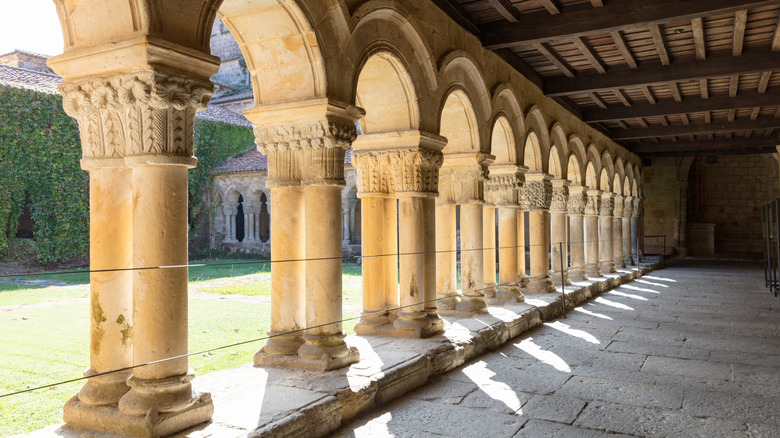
<box><xmin>623</xmin><ymin>196</ymin><xmax>634</xmax><ymax>265</ymax></box>
<box><xmin>613</xmin><ymin>194</ymin><xmax>625</xmax><ymax>269</ymax></box>
<box><xmin>550</xmin><ymin>180</ymin><xmax>571</xmax><ymax>286</ymax></box>
<box><xmin>600</xmin><ymin>192</ymin><xmax>616</xmax><ymax>274</ymax></box>
<box><xmin>482</xmin><ymin>204</ymin><xmax>498</xmax><ymax>302</ymax></box>
<box><xmin>631</xmin><ymin>197</ymin><xmax>642</xmax><ymax>261</ymax></box>
<box><xmin>524</xmin><ymin>173</ymin><xmax>555</xmax><ymax>294</ymax></box>
<box><xmin>351</xmin><ymin>132</ymin><xmax>445</xmax><ymax>337</ymax></box>
<box><xmin>53</xmin><ymin>43</ymin><xmax>218</xmax><ymax>434</ymax></box>
<box><xmin>567</xmin><ymin>186</ymin><xmax>588</xmax><ymax>282</ymax></box>
<box><xmin>584</xmin><ymin>189</ymin><xmax>602</xmax><ymax>278</ymax></box>
<box><xmin>487</xmin><ymin>166</ymin><xmax>526</xmax><ymax>303</ymax></box>
<box><xmin>353</xmin><ymin>195</ymin><xmax>390</xmax><ymax>332</ymax></box>
<box><xmin>247</xmin><ymin>100</ymin><xmax>361</xmax><ymax>371</ymax></box>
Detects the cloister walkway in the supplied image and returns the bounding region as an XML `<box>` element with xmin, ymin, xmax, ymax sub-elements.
<box><xmin>335</xmin><ymin>259</ymin><xmax>780</xmax><ymax>437</ymax></box>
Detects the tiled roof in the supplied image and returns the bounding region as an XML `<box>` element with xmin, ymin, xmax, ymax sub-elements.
<box><xmin>211</xmin><ymin>89</ymin><xmax>253</xmax><ymax>104</ymax></box>
<box><xmin>197</xmin><ymin>105</ymin><xmax>253</xmax><ymax>127</ymax></box>
<box><xmin>0</xmin><ymin>65</ymin><xmax>61</xmax><ymax>94</ymax></box>
<box><xmin>212</xmin><ymin>147</ymin><xmax>354</xmax><ymax>175</ymax></box>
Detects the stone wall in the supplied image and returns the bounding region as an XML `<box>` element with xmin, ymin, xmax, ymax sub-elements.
<box><xmin>641</xmin><ymin>157</ymin><xmax>683</xmax><ymax>255</ymax></box>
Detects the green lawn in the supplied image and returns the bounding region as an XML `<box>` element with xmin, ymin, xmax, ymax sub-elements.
<box><xmin>0</xmin><ymin>261</ymin><xmax>364</xmax><ymax>436</ymax></box>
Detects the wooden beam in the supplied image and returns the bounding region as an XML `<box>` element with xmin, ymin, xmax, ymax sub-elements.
<box><xmin>729</xmin><ymin>75</ymin><xmax>739</xmax><ymax>97</ymax></box>
<box><xmin>589</xmin><ymin>92</ymin><xmax>608</xmax><ymax>108</ymax></box>
<box><xmin>544</xmin><ymin>50</ymin><xmax>780</xmax><ymax>97</ymax></box>
<box><xmin>670</xmin><ymin>82</ymin><xmax>682</xmax><ymax>103</ymax></box>
<box><xmin>759</xmin><ymin>71</ymin><xmax>772</xmax><ymax>93</ymax></box>
<box><xmin>772</xmin><ymin>14</ymin><xmax>780</xmax><ymax>51</ymax></box>
<box><xmin>610</xmin><ymin>118</ymin><xmax>780</xmax><ymax>140</ymax></box>
<box><xmin>481</xmin><ymin>0</ymin><xmax>777</xmax><ymax>49</ymax></box>
<box><xmin>590</xmin><ymin>0</ymin><xmax>604</xmax><ymax>6</ymax></box>
<box><xmin>639</xmin><ymin>146</ymin><xmax>778</xmax><ymax>156</ymax></box>
<box><xmin>535</xmin><ymin>42</ymin><xmax>576</xmax><ymax>78</ymax></box>
<box><xmin>495</xmin><ymin>49</ymin><xmax>544</xmax><ymax>89</ymax></box>
<box><xmin>615</xmin><ymin>89</ymin><xmax>632</xmax><ymax>106</ymax></box>
<box><xmin>582</xmin><ymin>89</ymin><xmax>780</xmax><ymax>122</ymax></box>
<box><xmin>733</xmin><ymin>10</ymin><xmax>748</xmax><ymax>56</ymax></box>
<box><xmin>751</xmin><ymin>107</ymin><xmax>761</xmax><ymax>120</ymax></box>
<box><xmin>540</xmin><ymin>0</ymin><xmax>562</xmax><ymax>15</ymax></box>
<box><xmin>692</xmin><ymin>17</ymin><xmax>706</xmax><ymax>61</ymax></box>
<box><xmin>573</xmin><ymin>36</ymin><xmax>607</xmax><ymax>74</ymax></box>
<box><xmin>641</xmin><ymin>85</ymin><xmax>657</xmax><ymax>104</ymax></box>
<box><xmin>487</xmin><ymin>0</ymin><xmax>522</xmax><ymax>22</ymax></box>
<box><xmin>631</xmin><ymin>134</ymin><xmax>780</xmax><ymax>153</ymax></box>
<box><xmin>649</xmin><ymin>24</ymin><xmax>670</xmax><ymax>66</ymax></box>
<box><xmin>611</xmin><ymin>31</ymin><xmax>638</xmax><ymax>69</ymax></box>
<box><xmin>700</xmin><ymin>78</ymin><xmax>709</xmax><ymax>99</ymax></box>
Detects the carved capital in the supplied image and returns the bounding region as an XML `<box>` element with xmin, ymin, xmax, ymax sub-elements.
<box><xmin>59</xmin><ymin>70</ymin><xmax>213</xmax><ymax>162</ymax></box>
<box><xmin>223</xmin><ymin>205</ymin><xmax>238</xmax><ymax>216</ymax></box>
<box><xmin>352</xmin><ymin>148</ymin><xmax>443</xmax><ymax>195</ymax></box>
<box><xmin>622</xmin><ymin>196</ymin><xmax>634</xmax><ymax>218</ymax></box>
<box><xmin>567</xmin><ymin>190</ymin><xmax>587</xmax><ymax>215</ymax></box>
<box><xmin>632</xmin><ymin>197</ymin><xmax>642</xmax><ymax>217</ymax></box>
<box><xmin>438</xmin><ymin>164</ymin><xmax>488</xmax><ymax>204</ymax></box>
<box><xmin>585</xmin><ymin>192</ymin><xmax>601</xmax><ymax>216</ymax></box>
<box><xmin>613</xmin><ymin>195</ymin><xmax>624</xmax><ymax>217</ymax></box>
<box><xmin>254</xmin><ymin>120</ymin><xmax>355</xmax><ymax>187</ymax></box>
<box><xmin>550</xmin><ymin>184</ymin><xmax>569</xmax><ymax>212</ymax></box>
<box><xmin>484</xmin><ymin>174</ymin><xmax>522</xmax><ymax>206</ymax></box>
<box><xmin>523</xmin><ymin>179</ymin><xmax>553</xmax><ymax>211</ymax></box>
<box><xmin>600</xmin><ymin>195</ymin><xmax>614</xmax><ymax>217</ymax></box>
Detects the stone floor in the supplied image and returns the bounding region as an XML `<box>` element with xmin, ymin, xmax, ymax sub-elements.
<box><xmin>334</xmin><ymin>259</ymin><xmax>780</xmax><ymax>437</ymax></box>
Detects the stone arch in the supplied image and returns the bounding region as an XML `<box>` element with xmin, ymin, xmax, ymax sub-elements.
<box><xmin>614</xmin><ymin>158</ymin><xmax>625</xmax><ymax>194</ymax></box>
<box><xmin>354</xmin><ymin>50</ymin><xmax>420</xmax><ymax>134</ymax></box>
<box><xmin>218</xmin><ymin>0</ymin><xmax>339</xmax><ymax>106</ymax></box>
<box><xmin>550</xmin><ymin>123</ymin><xmax>568</xmax><ymax>169</ymax></box>
<box><xmin>523</xmin><ymin>106</ymin><xmax>551</xmax><ymax>171</ymax></box>
<box><xmin>439</xmin><ymin>88</ymin><xmax>480</xmax><ymax>153</ymax></box>
<box><xmin>567</xmin><ymin>154</ymin><xmax>583</xmax><ymax>186</ymax></box>
<box><xmin>548</xmin><ymin>145</ymin><xmax>564</xmax><ymax>179</ymax></box>
<box><xmin>600</xmin><ymin>151</ymin><xmax>615</xmax><ymax>191</ymax></box>
<box><xmin>490</xmin><ymin>84</ymin><xmax>525</xmax><ymax>163</ymax></box>
<box><xmin>438</xmin><ymin>51</ymin><xmax>492</xmax><ymax>153</ymax></box>
<box><xmin>632</xmin><ymin>179</ymin><xmax>639</xmax><ymax>197</ymax></box>
<box><xmin>600</xmin><ymin>168</ymin><xmax>612</xmax><ymax>192</ymax></box>
<box><xmin>567</xmin><ymin>135</ymin><xmax>587</xmax><ymax>185</ymax></box>
<box><xmin>523</xmin><ymin>131</ymin><xmax>543</xmax><ymax>171</ymax></box>
<box><xmin>490</xmin><ymin>115</ymin><xmax>516</xmax><ymax>165</ymax></box>
<box><xmin>585</xmin><ymin>162</ymin><xmax>598</xmax><ymax>188</ymax></box>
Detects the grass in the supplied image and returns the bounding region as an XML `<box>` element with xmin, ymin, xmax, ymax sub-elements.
<box><xmin>0</xmin><ymin>261</ymin><xmax>365</xmax><ymax>436</ymax></box>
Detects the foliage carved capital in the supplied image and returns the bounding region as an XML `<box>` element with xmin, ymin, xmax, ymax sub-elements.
<box><xmin>585</xmin><ymin>192</ymin><xmax>601</xmax><ymax>216</ymax></box>
<box><xmin>550</xmin><ymin>185</ymin><xmax>569</xmax><ymax>212</ymax></box>
<box><xmin>523</xmin><ymin>179</ymin><xmax>553</xmax><ymax>211</ymax></box>
<box><xmin>632</xmin><ymin>197</ymin><xmax>642</xmax><ymax>218</ymax></box>
<box><xmin>612</xmin><ymin>196</ymin><xmax>624</xmax><ymax>217</ymax></box>
<box><xmin>567</xmin><ymin>190</ymin><xmax>587</xmax><ymax>215</ymax></box>
<box><xmin>352</xmin><ymin>148</ymin><xmax>443</xmax><ymax>195</ymax></box>
<box><xmin>600</xmin><ymin>196</ymin><xmax>614</xmax><ymax>217</ymax></box>
<box><xmin>438</xmin><ymin>164</ymin><xmax>488</xmax><ymax>204</ymax></box>
<box><xmin>484</xmin><ymin>174</ymin><xmax>523</xmax><ymax>206</ymax></box>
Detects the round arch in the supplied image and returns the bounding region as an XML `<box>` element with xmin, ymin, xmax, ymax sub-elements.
<box><xmin>523</xmin><ymin>131</ymin><xmax>543</xmax><ymax>171</ymax></box>
<box><xmin>548</xmin><ymin>145</ymin><xmax>563</xmax><ymax>178</ymax></box>
<box><xmin>439</xmin><ymin>88</ymin><xmax>480</xmax><ymax>154</ymax></box>
<box><xmin>585</xmin><ymin>162</ymin><xmax>598</xmax><ymax>188</ymax></box>
<box><xmin>567</xmin><ymin>154</ymin><xmax>583</xmax><ymax>185</ymax></box>
<box><xmin>491</xmin><ymin>84</ymin><xmax>525</xmax><ymax>163</ymax></box>
<box><xmin>438</xmin><ymin>51</ymin><xmax>492</xmax><ymax>153</ymax></box>
<box><xmin>490</xmin><ymin>115</ymin><xmax>516</xmax><ymax>165</ymax></box>
<box><xmin>523</xmin><ymin>106</ymin><xmax>551</xmax><ymax>171</ymax></box>
<box><xmin>354</xmin><ymin>50</ymin><xmax>420</xmax><ymax>134</ymax></box>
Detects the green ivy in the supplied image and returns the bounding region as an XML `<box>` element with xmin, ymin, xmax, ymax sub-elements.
<box><xmin>0</xmin><ymin>86</ymin><xmax>88</xmax><ymax>264</ymax></box>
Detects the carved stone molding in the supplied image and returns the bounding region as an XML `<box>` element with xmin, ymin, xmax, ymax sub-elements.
<box><xmin>585</xmin><ymin>192</ymin><xmax>601</xmax><ymax>216</ymax></box>
<box><xmin>351</xmin><ymin>148</ymin><xmax>443</xmax><ymax>195</ymax></box>
<box><xmin>254</xmin><ymin>120</ymin><xmax>356</xmax><ymax>187</ymax></box>
<box><xmin>549</xmin><ymin>185</ymin><xmax>569</xmax><ymax>212</ymax></box>
<box><xmin>484</xmin><ymin>174</ymin><xmax>523</xmax><ymax>206</ymax></box>
<box><xmin>567</xmin><ymin>190</ymin><xmax>587</xmax><ymax>215</ymax></box>
<box><xmin>59</xmin><ymin>71</ymin><xmax>213</xmax><ymax>161</ymax></box>
<box><xmin>622</xmin><ymin>196</ymin><xmax>634</xmax><ymax>219</ymax></box>
<box><xmin>438</xmin><ymin>165</ymin><xmax>488</xmax><ymax>204</ymax></box>
<box><xmin>223</xmin><ymin>205</ymin><xmax>238</xmax><ymax>216</ymax></box>
<box><xmin>612</xmin><ymin>196</ymin><xmax>624</xmax><ymax>218</ymax></box>
<box><xmin>522</xmin><ymin>179</ymin><xmax>553</xmax><ymax>211</ymax></box>
<box><xmin>600</xmin><ymin>195</ymin><xmax>614</xmax><ymax>217</ymax></box>
<box><xmin>632</xmin><ymin>197</ymin><xmax>642</xmax><ymax>218</ymax></box>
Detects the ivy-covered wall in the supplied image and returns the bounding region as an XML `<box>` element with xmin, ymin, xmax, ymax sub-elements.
<box><xmin>0</xmin><ymin>85</ymin><xmax>255</xmax><ymax>264</ymax></box>
<box><xmin>0</xmin><ymin>86</ymin><xmax>87</xmax><ymax>264</ymax></box>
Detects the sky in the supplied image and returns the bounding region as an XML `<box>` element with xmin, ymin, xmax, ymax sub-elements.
<box><xmin>0</xmin><ymin>0</ymin><xmax>64</xmax><ymax>56</ymax></box>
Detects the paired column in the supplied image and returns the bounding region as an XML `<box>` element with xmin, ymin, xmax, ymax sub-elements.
<box><xmin>248</xmin><ymin>100</ymin><xmax>361</xmax><ymax>371</ymax></box>
<box><xmin>599</xmin><ymin>192</ymin><xmax>616</xmax><ymax>274</ymax></box>
<box><xmin>352</xmin><ymin>132</ymin><xmax>445</xmax><ymax>337</ymax></box>
<box><xmin>584</xmin><ymin>189</ymin><xmax>602</xmax><ymax>278</ymax></box>
<box><xmin>524</xmin><ymin>173</ymin><xmax>555</xmax><ymax>294</ymax></box>
<box><xmin>631</xmin><ymin>197</ymin><xmax>642</xmax><ymax>262</ymax></box>
<box><xmin>482</xmin><ymin>202</ymin><xmax>498</xmax><ymax>302</ymax></box>
<box><xmin>487</xmin><ymin>166</ymin><xmax>526</xmax><ymax>304</ymax></box>
<box><xmin>613</xmin><ymin>194</ymin><xmax>625</xmax><ymax>269</ymax></box>
<box><xmin>623</xmin><ymin>196</ymin><xmax>634</xmax><ymax>265</ymax></box>
<box><xmin>549</xmin><ymin>180</ymin><xmax>570</xmax><ymax>286</ymax></box>
<box><xmin>54</xmin><ymin>50</ymin><xmax>218</xmax><ymax>434</ymax></box>
<box><xmin>223</xmin><ymin>204</ymin><xmax>238</xmax><ymax>243</ymax></box>
<box><xmin>567</xmin><ymin>186</ymin><xmax>588</xmax><ymax>282</ymax></box>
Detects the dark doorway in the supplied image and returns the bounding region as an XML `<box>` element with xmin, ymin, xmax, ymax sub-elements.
<box><xmin>236</xmin><ymin>195</ymin><xmax>245</xmax><ymax>242</ymax></box>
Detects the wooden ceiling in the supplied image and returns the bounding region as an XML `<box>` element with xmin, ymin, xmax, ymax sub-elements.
<box><xmin>435</xmin><ymin>0</ymin><xmax>780</xmax><ymax>157</ymax></box>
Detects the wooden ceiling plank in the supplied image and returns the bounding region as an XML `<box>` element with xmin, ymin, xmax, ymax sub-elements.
<box><xmin>700</xmin><ymin>78</ymin><xmax>709</xmax><ymax>99</ymax></box>
<box><xmin>705</xmin><ymin>111</ymin><xmax>712</xmax><ymax>124</ymax></box>
<box><xmin>631</xmin><ymin>134</ymin><xmax>780</xmax><ymax>153</ymax></box>
<box><xmin>729</xmin><ymin>75</ymin><xmax>739</xmax><ymax>97</ymax></box>
<box><xmin>589</xmin><ymin>92</ymin><xmax>609</xmax><ymax>108</ymax></box>
<box><xmin>487</xmin><ymin>0</ymin><xmax>523</xmax><ymax>23</ymax></box>
<box><xmin>733</xmin><ymin>10</ymin><xmax>748</xmax><ymax>56</ymax></box>
<box><xmin>480</xmin><ymin>0</ymin><xmax>779</xmax><ymax>49</ymax></box>
<box><xmin>649</xmin><ymin>24</ymin><xmax>671</xmax><ymax>66</ymax></box>
<box><xmin>544</xmin><ymin>51</ymin><xmax>780</xmax><ymax>97</ymax></box>
<box><xmin>637</xmin><ymin>118</ymin><xmax>649</xmax><ymax>128</ymax></box>
<box><xmin>431</xmin><ymin>0</ymin><xmax>480</xmax><ymax>35</ymax></box>
<box><xmin>534</xmin><ymin>42</ymin><xmax>577</xmax><ymax>78</ymax></box>
<box><xmin>610</xmin><ymin>117</ymin><xmax>780</xmax><ymax>139</ymax></box>
<box><xmin>611</xmin><ymin>31</ymin><xmax>638</xmax><ymax>69</ymax></box>
<box><xmin>772</xmin><ymin>14</ymin><xmax>780</xmax><ymax>51</ymax></box>
<box><xmin>495</xmin><ymin>49</ymin><xmax>544</xmax><ymax>89</ymax></box>
<box><xmin>670</xmin><ymin>82</ymin><xmax>682</xmax><ymax>103</ymax></box>
<box><xmin>641</xmin><ymin>85</ymin><xmax>657</xmax><ymax>104</ymax></box>
<box><xmin>582</xmin><ymin>88</ymin><xmax>780</xmax><ymax>122</ymax></box>
<box><xmin>615</xmin><ymin>89</ymin><xmax>633</xmax><ymax>106</ymax></box>
<box><xmin>573</xmin><ymin>36</ymin><xmax>608</xmax><ymax>74</ymax></box>
<box><xmin>540</xmin><ymin>0</ymin><xmax>562</xmax><ymax>15</ymax></box>
<box><xmin>692</xmin><ymin>17</ymin><xmax>707</xmax><ymax>61</ymax></box>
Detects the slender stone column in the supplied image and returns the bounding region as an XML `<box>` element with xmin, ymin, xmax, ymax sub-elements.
<box><xmin>458</xmin><ymin>202</ymin><xmax>486</xmax><ymax>314</ymax></box>
<box><xmin>482</xmin><ymin>204</ymin><xmax>498</xmax><ymax>301</ymax></box>
<box><xmin>550</xmin><ymin>180</ymin><xmax>571</xmax><ymax>286</ymax></box>
<box><xmin>623</xmin><ymin>196</ymin><xmax>634</xmax><ymax>265</ymax></box>
<box><xmin>584</xmin><ymin>189</ymin><xmax>602</xmax><ymax>278</ymax></box>
<box><xmin>342</xmin><ymin>202</ymin><xmax>350</xmax><ymax>245</ymax></box>
<box><xmin>613</xmin><ymin>194</ymin><xmax>625</xmax><ymax>269</ymax></box>
<box><xmin>395</xmin><ymin>196</ymin><xmax>435</xmax><ymax>336</ymax></box>
<box><xmin>422</xmin><ymin>196</ymin><xmax>443</xmax><ymax>332</ymax></box>
<box><xmin>223</xmin><ymin>205</ymin><xmax>237</xmax><ymax>243</ymax></box>
<box><xmin>488</xmin><ymin>166</ymin><xmax>525</xmax><ymax>303</ymax></box>
<box><xmin>353</xmin><ymin>195</ymin><xmax>390</xmax><ymax>332</ymax></box>
<box><xmin>436</xmin><ymin>201</ymin><xmax>458</xmax><ymax>313</ymax></box>
<box><xmin>631</xmin><ymin>197</ymin><xmax>642</xmax><ymax>261</ymax></box>
<box><xmin>525</xmin><ymin>173</ymin><xmax>555</xmax><ymax>294</ymax></box>
<box><xmin>600</xmin><ymin>192</ymin><xmax>616</xmax><ymax>273</ymax></box>
<box><xmin>567</xmin><ymin>186</ymin><xmax>588</xmax><ymax>282</ymax></box>
<box><xmin>382</xmin><ymin>197</ymin><xmax>399</xmax><ymax>314</ymax></box>
<box><xmin>517</xmin><ymin>207</ymin><xmax>529</xmax><ymax>286</ymax></box>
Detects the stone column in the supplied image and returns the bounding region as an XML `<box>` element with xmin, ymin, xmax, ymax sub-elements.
<box><xmin>353</xmin><ymin>195</ymin><xmax>390</xmax><ymax>332</ymax></box>
<box><xmin>623</xmin><ymin>196</ymin><xmax>634</xmax><ymax>265</ymax></box>
<box><xmin>382</xmin><ymin>197</ymin><xmax>399</xmax><ymax>315</ymax></box>
<box><xmin>584</xmin><ymin>189</ymin><xmax>602</xmax><ymax>278</ymax></box>
<box><xmin>349</xmin><ymin>199</ymin><xmax>358</xmax><ymax>243</ymax></box>
<box><xmin>436</xmin><ymin>201</ymin><xmax>458</xmax><ymax>313</ymax></box>
<box><xmin>631</xmin><ymin>197</ymin><xmax>642</xmax><ymax>261</ymax></box>
<box><xmin>525</xmin><ymin>173</ymin><xmax>555</xmax><ymax>294</ymax></box>
<box><xmin>613</xmin><ymin>194</ymin><xmax>625</xmax><ymax>269</ymax></box>
<box><xmin>223</xmin><ymin>205</ymin><xmax>237</xmax><ymax>243</ymax></box>
<box><xmin>342</xmin><ymin>201</ymin><xmax>351</xmax><ymax>245</ymax></box>
<box><xmin>600</xmin><ymin>192</ymin><xmax>616</xmax><ymax>274</ymax></box>
<box><xmin>550</xmin><ymin>180</ymin><xmax>571</xmax><ymax>286</ymax></box>
<box><xmin>567</xmin><ymin>186</ymin><xmax>588</xmax><ymax>282</ymax></box>
<box><xmin>517</xmin><ymin>206</ymin><xmax>529</xmax><ymax>286</ymax></box>
<box><xmin>54</xmin><ymin>49</ymin><xmax>218</xmax><ymax>431</ymax></box>
<box><xmin>459</xmin><ymin>202</ymin><xmax>486</xmax><ymax>314</ymax></box>
<box><xmin>248</xmin><ymin>100</ymin><xmax>361</xmax><ymax>371</ymax></box>
<box><xmin>482</xmin><ymin>203</ymin><xmax>498</xmax><ymax>302</ymax></box>
<box><xmin>488</xmin><ymin>167</ymin><xmax>525</xmax><ymax>303</ymax></box>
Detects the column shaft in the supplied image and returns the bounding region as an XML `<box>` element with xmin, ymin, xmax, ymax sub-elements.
<box><xmin>623</xmin><ymin>216</ymin><xmax>633</xmax><ymax>265</ymax></box>
<box><xmin>456</xmin><ymin>203</ymin><xmax>487</xmax><ymax>315</ymax></box>
<box><xmin>436</xmin><ymin>203</ymin><xmax>458</xmax><ymax>311</ymax></box>
<box><xmin>497</xmin><ymin>207</ymin><xmax>523</xmax><ymax>302</ymax></box>
<box><xmin>527</xmin><ymin>210</ymin><xmax>554</xmax><ymax>293</ymax></box>
<box><xmin>613</xmin><ymin>216</ymin><xmax>624</xmax><ymax>269</ymax></box>
<box><xmin>600</xmin><ymin>214</ymin><xmax>615</xmax><ymax>274</ymax></box>
<box><xmin>568</xmin><ymin>214</ymin><xmax>587</xmax><ymax>281</ymax></box>
<box><xmin>383</xmin><ymin>197</ymin><xmax>399</xmax><ymax>311</ymax></box>
<box><xmin>422</xmin><ymin>197</ymin><xmax>442</xmax><ymax>330</ymax></box>
<box><xmin>550</xmin><ymin>210</ymin><xmax>570</xmax><ymax>286</ymax></box>
<box><xmin>482</xmin><ymin>206</ymin><xmax>497</xmax><ymax>299</ymax></box>
<box><xmin>355</xmin><ymin>197</ymin><xmax>391</xmax><ymax>332</ymax></box>
<box><xmin>585</xmin><ymin>215</ymin><xmax>602</xmax><ymax>277</ymax></box>
<box><xmin>517</xmin><ymin>210</ymin><xmax>529</xmax><ymax>285</ymax></box>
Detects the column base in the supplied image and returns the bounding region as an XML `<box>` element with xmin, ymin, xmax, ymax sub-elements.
<box><xmin>624</xmin><ymin>255</ymin><xmax>635</xmax><ymax>266</ymax></box>
<box><xmin>76</xmin><ymin>369</ymin><xmax>131</xmax><ymax>406</ymax></box>
<box><xmin>614</xmin><ymin>258</ymin><xmax>626</xmax><ymax>269</ymax></box>
<box><xmin>551</xmin><ymin>271</ymin><xmax>572</xmax><ymax>287</ymax></box>
<box><xmin>294</xmin><ymin>333</ymin><xmax>360</xmax><ymax>372</ymax></box>
<box><xmin>65</xmin><ymin>392</ymin><xmax>213</xmax><ymax>438</ymax></box>
<box><xmin>517</xmin><ymin>274</ymin><xmax>529</xmax><ymax>287</ymax></box>
<box><xmin>255</xmin><ymin>331</ymin><xmax>304</xmax><ymax>362</ymax></box>
<box><xmin>436</xmin><ymin>292</ymin><xmax>460</xmax><ymax>316</ymax></box>
<box><xmin>600</xmin><ymin>261</ymin><xmax>617</xmax><ymax>274</ymax></box>
<box><xmin>391</xmin><ymin>310</ymin><xmax>443</xmax><ymax>338</ymax></box>
<box><xmin>426</xmin><ymin>311</ymin><xmax>444</xmax><ymax>334</ymax></box>
<box><xmin>568</xmin><ymin>267</ymin><xmax>588</xmax><ymax>282</ymax></box>
<box><xmin>455</xmin><ymin>293</ymin><xmax>488</xmax><ymax>317</ymax></box>
<box><xmin>526</xmin><ymin>276</ymin><xmax>556</xmax><ymax>294</ymax></box>
<box><xmin>482</xmin><ymin>283</ymin><xmax>498</xmax><ymax>302</ymax></box>
<box><xmin>495</xmin><ymin>285</ymin><xmax>525</xmax><ymax>304</ymax></box>
<box><xmin>585</xmin><ymin>264</ymin><xmax>603</xmax><ymax>278</ymax></box>
<box><xmin>353</xmin><ymin>312</ymin><xmax>393</xmax><ymax>336</ymax></box>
